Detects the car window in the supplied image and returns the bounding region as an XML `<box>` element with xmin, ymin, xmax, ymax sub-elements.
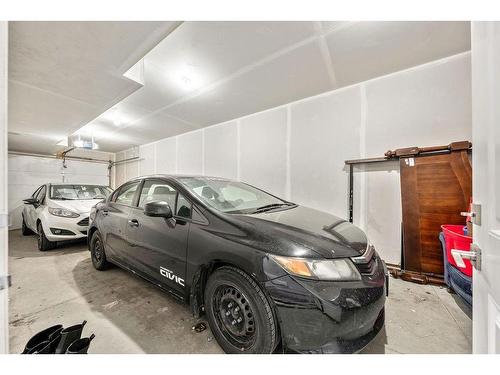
<box><xmin>36</xmin><ymin>185</ymin><xmax>46</xmax><ymax>204</ymax></box>
<box><xmin>138</xmin><ymin>180</ymin><xmax>177</xmax><ymax>209</ymax></box>
<box><xmin>50</xmin><ymin>185</ymin><xmax>112</xmax><ymax>200</ymax></box>
<box><xmin>138</xmin><ymin>179</ymin><xmax>192</xmax><ymax>219</ymax></box>
<box><xmin>191</xmin><ymin>207</ymin><xmax>205</xmax><ymax>223</ymax></box>
<box><xmin>176</xmin><ymin>194</ymin><xmax>192</xmax><ymax>218</ymax></box>
<box><xmin>220</xmin><ymin>185</ymin><xmax>257</xmax><ymax>203</ymax></box>
<box><xmin>114</xmin><ymin>182</ymin><xmax>140</xmax><ymax>206</ymax></box>
<box><xmin>179</xmin><ymin>177</ymin><xmax>289</xmax><ymax>214</ymax></box>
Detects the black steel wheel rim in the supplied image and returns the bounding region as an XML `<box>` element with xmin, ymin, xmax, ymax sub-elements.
<box><xmin>93</xmin><ymin>237</ymin><xmax>103</xmax><ymax>262</ymax></box>
<box><xmin>212</xmin><ymin>284</ymin><xmax>256</xmax><ymax>350</ymax></box>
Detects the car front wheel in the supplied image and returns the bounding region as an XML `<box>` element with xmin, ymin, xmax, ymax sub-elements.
<box><xmin>90</xmin><ymin>231</ymin><xmax>110</xmax><ymax>270</ymax></box>
<box><xmin>37</xmin><ymin>222</ymin><xmax>55</xmax><ymax>251</ymax></box>
<box><xmin>204</xmin><ymin>266</ymin><xmax>278</xmax><ymax>354</ymax></box>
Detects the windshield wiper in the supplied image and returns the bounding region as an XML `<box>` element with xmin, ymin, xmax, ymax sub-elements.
<box><xmin>252</xmin><ymin>203</ymin><xmax>293</xmax><ymax>213</ymax></box>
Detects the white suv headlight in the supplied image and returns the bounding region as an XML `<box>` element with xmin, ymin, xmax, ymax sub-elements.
<box><xmin>270</xmin><ymin>255</ymin><xmax>361</xmax><ymax>281</ymax></box>
<box><xmin>48</xmin><ymin>207</ymin><xmax>80</xmax><ymax>218</ymax></box>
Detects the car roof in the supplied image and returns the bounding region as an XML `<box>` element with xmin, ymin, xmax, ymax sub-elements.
<box><xmin>47</xmin><ymin>183</ymin><xmax>109</xmax><ymax>186</ymax></box>
<box><xmin>127</xmin><ymin>174</ymin><xmax>234</xmax><ymax>182</ymax></box>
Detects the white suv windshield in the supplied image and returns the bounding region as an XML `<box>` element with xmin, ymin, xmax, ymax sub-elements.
<box><xmin>50</xmin><ymin>185</ymin><xmax>112</xmax><ymax>200</ymax></box>
<box><xmin>179</xmin><ymin>177</ymin><xmax>294</xmax><ymax>214</ymax></box>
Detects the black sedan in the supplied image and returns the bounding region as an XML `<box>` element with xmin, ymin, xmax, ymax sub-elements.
<box><xmin>88</xmin><ymin>175</ymin><xmax>387</xmax><ymax>353</ymax></box>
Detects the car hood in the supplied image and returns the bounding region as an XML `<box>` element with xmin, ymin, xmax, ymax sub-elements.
<box><xmin>233</xmin><ymin>205</ymin><xmax>368</xmax><ymax>259</ymax></box>
<box><xmin>49</xmin><ymin>199</ymin><xmax>99</xmax><ymax>214</ymax></box>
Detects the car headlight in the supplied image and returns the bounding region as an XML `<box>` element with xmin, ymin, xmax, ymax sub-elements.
<box><xmin>270</xmin><ymin>255</ymin><xmax>361</xmax><ymax>281</ymax></box>
<box><xmin>48</xmin><ymin>207</ymin><xmax>80</xmax><ymax>218</ymax></box>
<box><xmin>89</xmin><ymin>206</ymin><xmax>97</xmax><ymax>222</ymax></box>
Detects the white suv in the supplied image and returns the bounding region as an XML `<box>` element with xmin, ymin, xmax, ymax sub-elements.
<box><xmin>22</xmin><ymin>183</ymin><xmax>113</xmax><ymax>251</ymax></box>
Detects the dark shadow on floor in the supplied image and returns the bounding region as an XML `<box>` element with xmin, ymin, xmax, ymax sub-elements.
<box><xmin>71</xmin><ymin>257</ymin><xmax>221</xmax><ymax>353</ymax></box>
<box><xmin>72</xmin><ymin>256</ymin><xmax>387</xmax><ymax>354</ymax></box>
<box><xmin>450</xmin><ymin>290</ymin><xmax>473</xmax><ymax>319</ymax></box>
<box><xmin>9</xmin><ymin>230</ymin><xmax>87</xmax><ymax>258</ymax></box>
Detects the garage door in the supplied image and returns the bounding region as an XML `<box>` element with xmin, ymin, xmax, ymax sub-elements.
<box><xmin>8</xmin><ymin>154</ymin><xmax>109</xmax><ymax>229</ymax></box>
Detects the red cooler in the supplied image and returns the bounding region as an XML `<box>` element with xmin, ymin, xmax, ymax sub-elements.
<box><xmin>441</xmin><ymin>224</ymin><xmax>473</xmax><ymax>277</ymax></box>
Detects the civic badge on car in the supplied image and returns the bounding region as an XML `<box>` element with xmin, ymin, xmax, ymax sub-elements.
<box><xmin>160</xmin><ymin>266</ymin><xmax>185</xmax><ymax>287</ymax></box>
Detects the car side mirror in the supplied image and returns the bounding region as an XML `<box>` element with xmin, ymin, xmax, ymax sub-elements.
<box><xmin>23</xmin><ymin>197</ymin><xmax>39</xmax><ymax>206</ymax></box>
<box><xmin>144</xmin><ymin>201</ymin><xmax>173</xmax><ymax>219</ymax></box>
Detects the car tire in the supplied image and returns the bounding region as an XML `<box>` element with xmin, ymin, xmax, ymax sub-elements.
<box><xmin>37</xmin><ymin>222</ymin><xmax>55</xmax><ymax>251</ymax></box>
<box><xmin>21</xmin><ymin>216</ymin><xmax>33</xmax><ymax>236</ymax></box>
<box><xmin>90</xmin><ymin>231</ymin><xmax>110</xmax><ymax>271</ymax></box>
<box><xmin>204</xmin><ymin>266</ymin><xmax>278</xmax><ymax>354</ymax></box>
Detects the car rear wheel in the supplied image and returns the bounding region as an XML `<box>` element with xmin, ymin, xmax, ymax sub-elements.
<box><xmin>22</xmin><ymin>216</ymin><xmax>33</xmax><ymax>236</ymax></box>
<box><xmin>37</xmin><ymin>222</ymin><xmax>55</xmax><ymax>251</ymax></box>
<box><xmin>204</xmin><ymin>266</ymin><xmax>278</xmax><ymax>354</ymax></box>
<box><xmin>90</xmin><ymin>231</ymin><xmax>110</xmax><ymax>270</ymax></box>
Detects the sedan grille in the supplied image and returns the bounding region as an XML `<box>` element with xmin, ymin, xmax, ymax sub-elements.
<box><xmin>77</xmin><ymin>217</ymin><xmax>89</xmax><ymax>226</ymax></box>
<box><xmin>352</xmin><ymin>244</ymin><xmax>377</xmax><ymax>275</ymax></box>
<box><xmin>354</xmin><ymin>258</ymin><xmax>376</xmax><ymax>275</ymax></box>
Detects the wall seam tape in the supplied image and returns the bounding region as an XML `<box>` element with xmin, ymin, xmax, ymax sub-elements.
<box><xmin>137</xmin><ymin>148</ymin><xmax>141</xmax><ymax>176</ymax></box>
<box><xmin>175</xmin><ymin>137</ymin><xmax>179</xmax><ymax>173</ymax></box>
<box><xmin>285</xmin><ymin>105</ymin><xmax>292</xmax><ymax>201</ymax></box>
<box><xmin>359</xmin><ymin>84</ymin><xmax>367</xmax><ymax>230</ymax></box>
<box><xmin>153</xmin><ymin>143</ymin><xmax>157</xmax><ymax>174</ymax></box>
<box><xmin>236</xmin><ymin>120</ymin><xmax>241</xmax><ymax>181</ymax></box>
<box><xmin>201</xmin><ymin>129</ymin><xmax>205</xmax><ymax>175</ymax></box>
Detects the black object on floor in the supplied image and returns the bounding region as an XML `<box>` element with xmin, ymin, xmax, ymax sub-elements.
<box><xmin>55</xmin><ymin>320</ymin><xmax>87</xmax><ymax>354</ymax></box>
<box><xmin>22</xmin><ymin>324</ymin><xmax>63</xmax><ymax>354</ymax></box>
<box><xmin>66</xmin><ymin>334</ymin><xmax>95</xmax><ymax>354</ymax></box>
<box><xmin>192</xmin><ymin>322</ymin><xmax>207</xmax><ymax>333</ymax></box>
<box><xmin>35</xmin><ymin>327</ymin><xmax>64</xmax><ymax>354</ymax></box>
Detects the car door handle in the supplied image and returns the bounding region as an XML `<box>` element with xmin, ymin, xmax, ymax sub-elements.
<box><xmin>128</xmin><ymin>219</ymin><xmax>139</xmax><ymax>227</ymax></box>
<box><xmin>102</xmin><ymin>209</ymin><xmax>109</xmax><ymax>216</ymax></box>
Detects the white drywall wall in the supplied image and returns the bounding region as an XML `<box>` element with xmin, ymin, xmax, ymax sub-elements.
<box><xmin>290</xmin><ymin>86</ymin><xmax>361</xmax><ymax>217</ymax></box>
<box><xmin>177</xmin><ymin>131</ymin><xmax>203</xmax><ymax>175</ymax></box>
<box><xmin>204</xmin><ymin>121</ymin><xmax>238</xmax><ymax>179</ymax></box>
<box><xmin>240</xmin><ymin>110</ymin><xmax>288</xmax><ymax>197</ymax></box>
<box><xmin>8</xmin><ymin>152</ymin><xmax>112</xmax><ymax>230</ymax></box>
<box><xmin>116</xmin><ymin>52</ymin><xmax>472</xmax><ymax>265</ymax></box>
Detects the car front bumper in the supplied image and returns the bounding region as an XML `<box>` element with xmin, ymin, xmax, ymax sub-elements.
<box><xmin>263</xmin><ymin>257</ymin><xmax>387</xmax><ymax>353</ymax></box>
<box><xmin>42</xmin><ymin>214</ymin><xmax>90</xmax><ymax>242</ymax></box>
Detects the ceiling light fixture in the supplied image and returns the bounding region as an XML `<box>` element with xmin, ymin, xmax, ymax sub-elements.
<box><xmin>181</xmin><ymin>75</ymin><xmax>193</xmax><ymax>89</ymax></box>
<box><xmin>175</xmin><ymin>63</ymin><xmax>204</xmax><ymax>91</ymax></box>
<box><xmin>71</xmin><ymin>134</ymin><xmax>98</xmax><ymax>150</ymax></box>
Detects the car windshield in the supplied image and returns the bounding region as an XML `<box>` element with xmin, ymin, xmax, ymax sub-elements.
<box><xmin>178</xmin><ymin>177</ymin><xmax>294</xmax><ymax>214</ymax></box>
<box><xmin>50</xmin><ymin>184</ymin><xmax>112</xmax><ymax>200</ymax></box>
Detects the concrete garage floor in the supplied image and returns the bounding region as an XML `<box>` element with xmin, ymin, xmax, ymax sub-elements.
<box><xmin>8</xmin><ymin>229</ymin><xmax>472</xmax><ymax>354</ymax></box>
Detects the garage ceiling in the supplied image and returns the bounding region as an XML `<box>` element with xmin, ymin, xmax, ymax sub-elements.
<box><xmin>8</xmin><ymin>21</ymin><xmax>181</xmax><ymax>154</ymax></box>
<box><xmin>8</xmin><ymin>21</ymin><xmax>471</xmax><ymax>154</ymax></box>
